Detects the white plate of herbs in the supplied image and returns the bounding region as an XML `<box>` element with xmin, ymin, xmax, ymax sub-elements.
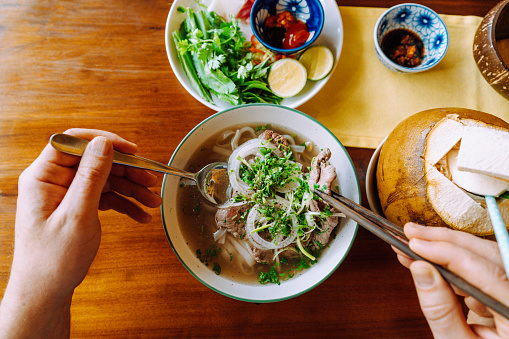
<box><xmin>165</xmin><ymin>0</ymin><xmax>343</xmax><ymax>111</ymax></box>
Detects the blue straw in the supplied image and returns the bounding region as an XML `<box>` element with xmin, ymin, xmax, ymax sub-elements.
<box><xmin>485</xmin><ymin>196</ymin><xmax>509</xmax><ymax>279</ymax></box>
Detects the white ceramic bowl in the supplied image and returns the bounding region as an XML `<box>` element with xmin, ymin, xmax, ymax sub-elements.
<box><xmin>366</xmin><ymin>139</ymin><xmax>385</xmax><ymax>216</ymax></box>
<box><xmin>161</xmin><ymin>104</ymin><xmax>360</xmax><ymax>302</ymax></box>
<box><xmin>165</xmin><ymin>0</ymin><xmax>343</xmax><ymax>111</ymax></box>
<box><xmin>373</xmin><ymin>3</ymin><xmax>449</xmax><ymax>73</ymax></box>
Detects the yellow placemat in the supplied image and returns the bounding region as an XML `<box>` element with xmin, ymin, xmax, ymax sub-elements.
<box><xmin>300</xmin><ymin>6</ymin><xmax>509</xmax><ymax>149</ymax></box>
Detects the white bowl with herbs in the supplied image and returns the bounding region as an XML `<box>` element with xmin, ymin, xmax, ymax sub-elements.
<box><xmin>161</xmin><ymin>104</ymin><xmax>360</xmax><ymax>302</ymax></box>
<box><xmin>165</xmin><ymin>0</ymin><xmax>343</xmax><ymax>111</ymax></box>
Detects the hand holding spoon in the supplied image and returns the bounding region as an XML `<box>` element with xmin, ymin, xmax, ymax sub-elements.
<box><xmin>50</xmin><ymin>133</ymin><xmax>230</xmax><ymax>205</ymax></box>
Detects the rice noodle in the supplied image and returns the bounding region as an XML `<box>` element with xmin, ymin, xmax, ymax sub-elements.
<box><xmin>212</xmin><ymin>145</ymin><xmax>233</xmax><ymax>157</ymax></box>
<box><xmin>228</xmin><ymin>236</ymin><xmax>256</xmax><ymax>267</ymax></box>
<box><xmin>238</xmin><ymin>260</ymin><xmax>255</xmax><ymax>275</ymax></box>
<box><xmin>213</xmin><ymin>228</ymin><xmax>227</xmax><ymax>243</ymax></box>
<box><xmin>231</xmin><ymin>126</ymin><xmax>257</xmax><ymax>150</ymax></box>
<box><xmin>304</xmin><ymin>141</ymin><xmax>313</xmax><ymax>152</ymax></box>
<box><xmin>283</xmin><ymin>134</ymin><xmax>296</xmax><ymax>145</ymax></box>
<box><xmin>216</xmin><ymin>130</ymin><xmax>235</xmax><ymax>148</ymax></box>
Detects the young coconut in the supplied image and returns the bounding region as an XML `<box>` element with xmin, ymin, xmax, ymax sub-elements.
<box><xmin>376</xmin><ymin>107</ymin><xmax>509</xmax><ymax>236</ymax></box>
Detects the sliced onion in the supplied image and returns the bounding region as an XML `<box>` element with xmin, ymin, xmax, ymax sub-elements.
<box><xmin>245</xmin><ymin>197</ymin><xmax>298</xmax><ymax>250</ymax></box>
<box><xmin>305</xmin><ymin>214</ymin><xmax>318</xmax><ymax>230</ymax></box>
<box><xmin>290</xmin><ymin>145</ymin><xmax>306</xmax><ymax>154</ymax></box>
<box><xmin>296</xmin><ymin>192</ymin><xmax>311</xmax><ymax>215</ymax></box>
<box><xmin>216</xmin><ymin>200</ymin><xmax>248</xmax><ymax>210</ymax></box>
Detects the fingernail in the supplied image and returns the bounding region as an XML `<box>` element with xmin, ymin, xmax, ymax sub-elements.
<box><xmin>89</xmin><ymin>137</ymin><xmax>111</xmax><ymax>156</ymax></box>
<box><xmin>411</xmin><ymin>264</ymin><xmax>436</xmax><ymax>288</ymax></box>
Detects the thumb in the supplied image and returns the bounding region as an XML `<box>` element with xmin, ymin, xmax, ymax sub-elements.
<box><xmin>60</xmin><ymin>136</ymin><xmax>113</xmax><ymax>219</ymax></box>
<box><xmin>409</xmin><ymin>261</ymin><xmax>474</xmax><ymax>338</ymax></box>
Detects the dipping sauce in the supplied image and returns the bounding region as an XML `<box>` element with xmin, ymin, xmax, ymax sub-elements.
<box><xmin>381</xmin><ymin>29</ymin><xmax>424</xmax><ymax>67</ymax></box>
<box><xmin>262</xmin><ymin>10</ymin><xmax>310</xmax><ymax>50</ymax></box>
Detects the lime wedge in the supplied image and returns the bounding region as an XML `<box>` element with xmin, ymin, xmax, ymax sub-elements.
<box><xmin>298</xmin><ymin>45</ymin><xmax>334</xmax><ymax>81</ymax></box>
<box><xmin>268</xmin><ymin>58</ymin><xmax>307</xmax><ymax>98</ymax></box>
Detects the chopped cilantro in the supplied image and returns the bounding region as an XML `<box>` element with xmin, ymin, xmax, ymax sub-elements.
<box><xmin>255</xmin><ymin>124</ymin><xmax>270</xmax><ymax>132</ymax></box>
<box><xmin>196</xmin><ymin>244</ymin><xmax>221</xmax><ymax>267</ymax></box>
<box><xmin>258</xmin><ymin>266</ymin><xmax>280</xmax><ymax>285</ymax></box>
<box><xmin>212</xmin><ymin>263</ymin><xmax>221</xmax><ymax>275</ymax></box>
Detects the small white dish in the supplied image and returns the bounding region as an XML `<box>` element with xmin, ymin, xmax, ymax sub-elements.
<box><xmin>161</xmin><ymin>104</ymin><xmax>359</xmax><ymax>302</ymax></box>
<box><xmin>164</xmin><ymin>0</ymin><xmax>343</xmax><ymax>111</ymax></box>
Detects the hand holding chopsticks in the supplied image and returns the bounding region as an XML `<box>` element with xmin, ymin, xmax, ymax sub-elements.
<box><xmin>315</xmin><ymin>189</ymin><xmax>509</xmax><ymax>322</ymax></box>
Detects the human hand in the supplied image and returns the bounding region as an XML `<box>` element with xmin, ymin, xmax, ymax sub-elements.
<box><xmin>0</xmin><ymin>129</ymin><xmax>162</xmax><ymax>337</ymax></box>
<box><xmin>394</xmin><ymin>222</ymin><xmax>509</xmax><ymax>338</ymax></box>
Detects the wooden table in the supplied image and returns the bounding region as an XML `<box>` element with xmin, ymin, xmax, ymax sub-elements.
<box><xmin>0</xmin><ymin>0</ymin><xmax>502</xmax><ymax>337</ymax></box>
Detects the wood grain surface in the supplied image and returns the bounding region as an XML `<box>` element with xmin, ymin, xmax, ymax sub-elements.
<box><xmin>0</xmin><ymin>0</ymin><xmax>502</xmax><ymax>337</ymax></box>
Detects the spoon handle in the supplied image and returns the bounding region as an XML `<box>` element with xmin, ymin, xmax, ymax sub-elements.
<box><xmin>50</xmin><ymin>133</ymin><xmax>195</xmax><ymax>180</ymax></box>
<box><xmin>485</xmin><ymin>196</ymin><xmax>509</xmax><ymax>279</ymax></box>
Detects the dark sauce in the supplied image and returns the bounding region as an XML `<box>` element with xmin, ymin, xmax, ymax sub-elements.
<box><xmin>381</xmin><ymin>28</ymin><xmax>424</xmax><ymax>68</ymax></box>
<box><xmin>262</xmin><ymin>11</ymin><xmax>310</xmax><ymax>50</ymax></box>
<box><xmin>262</xmin><ymin>26</ymin><xmax>286</xmax><ymax>49</ymax></box>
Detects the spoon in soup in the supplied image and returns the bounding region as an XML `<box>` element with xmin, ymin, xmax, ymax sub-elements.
<box><xmin>50</xmin><ymin>133</ymin><xmax>230</xmax><ymax>205</ymax></box>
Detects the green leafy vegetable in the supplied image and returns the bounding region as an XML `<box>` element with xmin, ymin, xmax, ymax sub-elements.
<box><xmin>173</xmin><ymin>6</ymin><xmax>282</xmax><ymax>105</ymax></box>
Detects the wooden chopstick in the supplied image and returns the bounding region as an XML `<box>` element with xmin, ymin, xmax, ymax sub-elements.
<box><xmin>314</xmin><ymin>189</ymin><xmax>509</xmax><ymax>320</ymax></box>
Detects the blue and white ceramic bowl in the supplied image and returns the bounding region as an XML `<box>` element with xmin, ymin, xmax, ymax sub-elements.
<box><xmin>251</xmin><ymin>0</ymin><xmax>324</xmax><ymax>54</ymax></box>
<box><xmin>373</xmin><ymin>3</ymin><xmax>449</xmax><ymax>73</ymax></box>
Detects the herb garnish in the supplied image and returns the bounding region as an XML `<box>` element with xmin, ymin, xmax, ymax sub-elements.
<box><xmin>172</xmin><ymin>7</ymin><xmax>282</xmax><ymax>105</ymax></box>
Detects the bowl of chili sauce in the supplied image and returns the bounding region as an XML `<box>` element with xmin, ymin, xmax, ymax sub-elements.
<box><xmin>373</xmin><ymin>3</ymin><xmax>449</xmax><ymax>73</ymax></box>
<box><xmin>250</xmin><ymin>0</ymin><xmax>324</xmax><ymax>54</ymax></box>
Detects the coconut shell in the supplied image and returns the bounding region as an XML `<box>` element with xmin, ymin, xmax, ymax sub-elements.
<box><xmin>376</xmin><ymin>107</ymin><xmax>509</xmax><ymax>235</ymax></box>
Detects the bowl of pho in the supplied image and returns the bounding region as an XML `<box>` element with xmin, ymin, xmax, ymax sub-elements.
<box><xmin>161</xmin><ymin>104</ymin><xmax>359</xmax><ymax>302</ymax></box>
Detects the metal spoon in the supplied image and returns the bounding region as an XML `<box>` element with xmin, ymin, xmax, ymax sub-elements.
<box><xmin>49</xmin><ymin>133</ymin><xmax>230</xmax><ymax>205</ymax></box>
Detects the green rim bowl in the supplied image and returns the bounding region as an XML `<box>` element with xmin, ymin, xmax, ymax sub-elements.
<box><xmin>161</xmin><ymin>104</ymin><xmax>360</xmax><ymax>303</ymax></box>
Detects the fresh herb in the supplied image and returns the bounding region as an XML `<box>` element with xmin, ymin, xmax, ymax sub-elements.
<box><xmin>173</xmin><ymin>7</ymin><xmax>282</xmax><ymax>105</ymax></box>
<box><xmin>239</xmin><ymin>150</ymin><xmax>300</xmax><ymax>203</ymax></box>
<box><xmin>212</xmin><ymin>263</ymin><xmax>221</xmax><ymax>275</ymax></box>
<box><xmin>258</xmin><ymin>265</ymin><xmax>280</xmax><ymax>285</ymax></box>
<box><xmin>255</xmin><ymin>124</ymin><xmax>270</xmax><ymax>132</ymax></box>
<box><xmin>257</xmin><ymin>256</ymin><xmax>317</xmax><ymax>285</ymax></box>
<box><xmin>196</xmin><ymin>244</ymin><xmax>221</xmax><ymax>266</ymax></box>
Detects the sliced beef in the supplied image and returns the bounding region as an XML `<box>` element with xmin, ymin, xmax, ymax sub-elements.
<box><xmin>214</xmin><ymin>203</ymin><xmax>250</xmax><ymax>238</ymax></box>
<box><xmin>258</xmin><ymin>129</ymin><xmax>289</xmax><ymax>147</ymax></box>
<box><xmin>310</xmin><ymin>215</ymin><xmax>339</xmax><ymax>248</ymax></box>
<box><xmin>308</xmin><ymin>148</ymin><xmax>337</xmax><ymax>196</ymax></box>
<box><xmin>251</xmin><ymin>247</ymin><xmax>274</xmax><ymax>265</ymax></box>
<box><xmin>307</xmin><ymin>148</ymin><xmax>340</xmax><ymax>248</ymax></box>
